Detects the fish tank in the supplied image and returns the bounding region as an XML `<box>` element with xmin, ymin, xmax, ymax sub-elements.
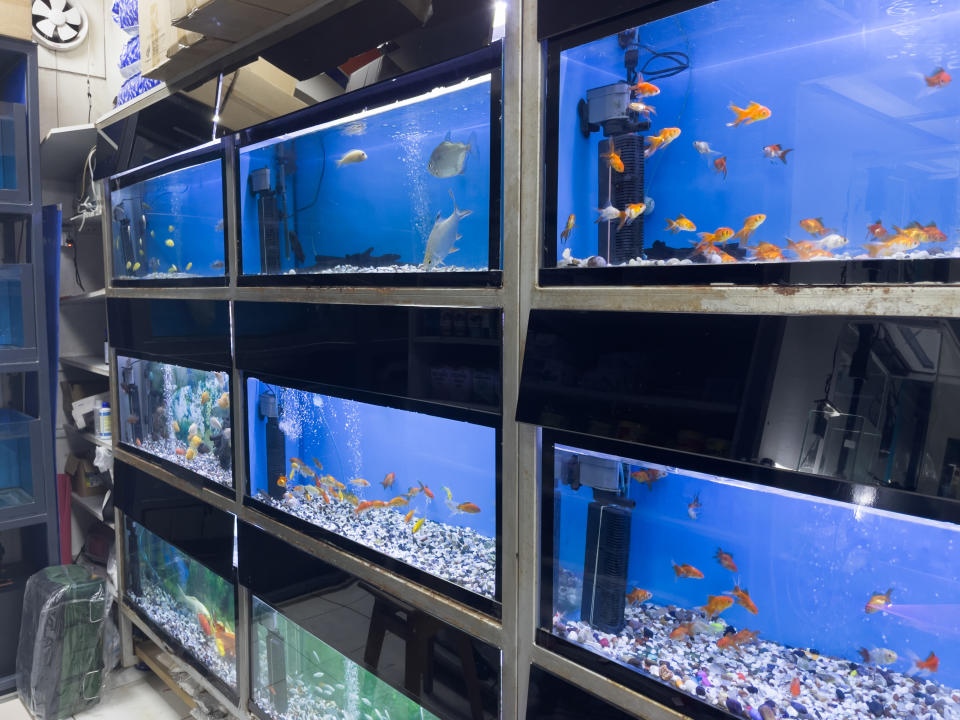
<box><xmin>0</xmin><ymin>409</ymin><xmax>39</xmax><ymax>510</ymax></box>
<box><xmin>116</xmin><ymin>355</ymin><xmax>232</xmax><ymax>491</ymax></box>
<box><xmin>236</xmin><ymin>45</ymin><xmax>501</xmax><ymax>286</ymax></box>
<box><xmin>541</xmin><ymin>0</ymin><xmax>960</xmax><ymax>285</ymax></box>
<box><xmin>124</xmin><ymin>518</ymin><xmax>237</xmax><ymax>694</ymax></box>
<box><xmin>109</xmin><ymin>146</ymin><xmax>227</xmax><ymax>284</ymax></box>
<box><xmin>0</xmin><ymin>101</ymin><xmax>27</xmax><ymax>202</ymax></box>
<box><xmin>0</xmin><ymin>264</ymin><xmax>35</xmax><ymax>362</ymax></box>
<box><xmin>246</xmin><ymin>377</ymin><xmax>498</xmax><ymax>604</ymax></box>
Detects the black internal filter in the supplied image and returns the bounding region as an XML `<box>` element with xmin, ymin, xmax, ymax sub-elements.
<box><xmin>580</xmin><ymin>502</ymin><xmax>631</xmax><ymax>634</ymax></box>
<box><xmin>597</xmin><ymin>134</ymin><xmax>645</xmax><ymax>264</ymax></box>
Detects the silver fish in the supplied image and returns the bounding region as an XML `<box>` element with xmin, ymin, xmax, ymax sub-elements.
<box><xmin>815</xmin><ymin>233</ymin><xmax>847</xmax><ymax>250</ymax></box>
<box><xmin>693</xmin><ymin>140</ymin><xmax>720</xmax><ymax>155</ymax></box>
<box><xmin>187</xmin><ymin>423</ymin><xmax>199</xmax><ymax>438</ymax></box>
<box><xmin>223</xmin><ymin>427</ymin><xmax>231</xmax><ymax>444</ymax></box>
<box><xmin>210</xmin><ymin>417</ymin><xmax>222</xmax><ymax>432</ymax></box>
<box><xmin>423</xmin><ymin>190</ymin><xmax>472</xmax><ymax>270</ymax></box>
<box><xmin>215</xmin><ymin>218</ymin><xmax>224</xmax><ymax>232</ymax></box>
<box><xmin>427</xmin><ymin>131</ymin><xmax>476</xmax><ymax>178</ymax></box>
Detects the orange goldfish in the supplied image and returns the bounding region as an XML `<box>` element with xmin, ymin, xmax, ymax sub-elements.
<box><xmin>626</xmin><ymin>587</ymin><xmax>652</xmax><ymax>604</ymax></box>
<box><xmin>404</xmin><ymin>509</ymin><xmax>415</xmax><ymax>523</ymax></box>
<box><xmin>214</xmin><ymin>626</ymin><xmax>236</xmax><ymax>657</ymax></box>
<box><xmin>713</xmin><ymin>155</ymin><xmax>727</xmax><ymax>179</ymax></box>
<box><xmin>790</xmin><ymin>677</ymin><xmax>801</xmax><ymax>697</ymax></box>
<box><xmin>419</xmin><ymin>482</ymin><xmax>435</xmax><ymax>500</ymax></box>
<box><xmin>762</xmin><ymin>144</ymin><xmax>793</xmax><ymax>164</ymax></box>
<box><xmin>456</xmin><ymin>501</ymin><xmax>481</xmax><ymax>514</ymax></box>
<box><xmin>350</xmin><ymin>478</ymin><xmax>370</xmax><ymax>488</ymax></box>
<box><xmin>669</xmin><ymin>622</ymin><xmax>696</xmax><ymax>640</ymax></box>
<box><xmin>747</xmin><ymin>241</ymin><xmax>784</xmax><ymax>261</ymax></box>
<box><xmin>696</xmin><ymin>227</ymin><xmax>735</xmax><ymax>246</ymax></box>
<box><xmin>198</xmin><ymin>612</ymin><xmax>214</xmax><ymax>636</ymax></box>
<box><xmin>630</xmin><ymin>77</ymin><xmax>660</xmax><ymax>97</ymax></box>
<box><xmin>672</xmin><ymin>563</ymin><xmax>704</xmax><ymax>580</ymax></box>
<box><xmin>700</xmin><ymin>595</ymin><xmax>734</xmax><ymax>619</ymax></box>
<box><xmin>388</xmin><ymin>496</ymin><xmax>409</xmax><ymax>507</ymax></box>
<box><xmin>354</xmin><ymin>500</ymin><xmax>387</xmax><ymax>515</ymax></box>
<box><xmin>786</xmin><ymin>238</ymin><xmax>834</xmax><ymax>260</ymax></box>
<box><xmin>799</xmin><ymin>217</ymin><xmax>830</xmax><ymax>237</ymax></box>
<box><xmin>382</xmin><ymin>472</ymin><xmax>395</xmax><ymax>489</ymax></box>
<box><xmin>717</xmin><ymin>629</ymin><xmax>759</xmax><ymax>649</ymax></box>
<box><xmin>560</xmin><ymin>214</ymin><xmax>576</xmax><ymax>243</ymax></box>
<box><xmin>905</xmin><ymin>221</ymin><xmax>947</xmax><ymax>243</ymax></box>
<box><xmin>714</xmin><ymin>547</ymin><xmax>739</xmax><ymax>572</ymax></box>
<box><xmin>922</xmin><ymin>222</ymin><xmax>948</xmax><ymax>243</ymax></box>
<box><xmin>200</xmin><ymin>391</ymin><xmax>210</xmax><ymax>404</ymax></box>
<box><xmin>726</xmin><ymin>101</ymin><xmax>771</xmax><ymax>127</ymax></box>
<box><xmin>407</xmin><ymin>486</ymin><xmax>421</xmax><ymax>498</ymax></box>
<box><xmin>311</xmin><ymin>457</ymin><xmax>323</xmax><ymax>472</ymax></box>
<box><xmin>925</xmin><ymin>67</ymin><xmax>951</xmax><ymax>88</ymax></box>
<box><xmin>600</xmin><ymin>139</ymin><xmax>624</xmax><ymax>173</ymax></box>
<box><xmin>320</xmin><ymin>487</ymin><xmax>330</xmax><ymax>504</ymax></box>
<box><xmin>631</xmin><ymin>467</ymin><xmax>667</xmax><ymax>488</ymax></box>
<box><xmin>644</xmin><ymin>127</ymin><xmax>681</xmax><ymax>158</ymax></box>
<box><xmin>216</xmin><ymin>392</ymin><xmax>230</xmax><ymax>410</ymax></box>
<box><xmin>623</xmin><ymin>202</ymin><xmax>646</xmax><ymax>224</ymax></box>
<box><xmin>627</xmin><ymin>101</ymin><xmax>656</xmax><ymax>119</ymax></box>
<box><xmin>733</xmin><ymin>214</ymin><xmax>766</xmax><ymax>244</ymax></box>
<box><xmin>726</xmin><ymin>585</ymin><xmax>758</xmax><ymax>614</ymax></box>
<box><xmin>276</xmin><ymin>476</ymin><xmax>287</xmax><ymax>488</ymax></box>
<box><xmin>865</xmin><ymin>234</ymin><xmax>918</xmax><ymax>257</ymax></box>
<box><xmin>175</xmin><ymin>447</ymin><xmax>186</xmax><ymax>456</ymax></box>
<box><xmin>867</xmin><ymin>220</ymin><xmax>888</xmax><ymax>239</ymax></box>
<box><xmin>865</xmin><ymin>588</ymin><xmax>893</xmax><ymax>614</ymax></box>
<box><xmin>915</xmin><ymin>651</ymin><xmax>939</xmax><ymax>673</ymax></box>
<box><xmin>665</xmin><ymin>214</ymin><xmax>696</xmax><ymax>233</ymax></box>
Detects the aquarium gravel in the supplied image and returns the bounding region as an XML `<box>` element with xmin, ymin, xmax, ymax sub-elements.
<box><xmin>255</xmin><ymin>491</ymin><xmax>495</xmax><ymax>598</ymax></box>
<box><xmin>553</xmin><ymin>602</ymin><xmax>960</xmax><ymax>720</ymax></box>
<box><xmin>140</xmin><ymin>438</ymin><xmax>232</xmax><ymax>489</ymax></box>
<box><xmin>285</xmin><ymin>263</ymin><xmax>489</xmax><ymax>275</ymax></box>
<box><xmin>128</xmin><ymin>584</ymin><xmax>236</xmax><ymax>689</ymax></box>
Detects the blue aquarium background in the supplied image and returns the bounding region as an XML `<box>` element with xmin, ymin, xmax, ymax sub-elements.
<box><xmin>555</xmin><ymin>0</ymin><xmax>960</xmax><ymax>266</ymax></box>
<box><xmin>238</xmin><ymin>75</ymin><xmax>493</xmax><ymax>275</ymax></box>
<box><xmin>111</xmin><ymin>158</ymin><xmax>225</xmax><ymax>279</ymax></box>
<box><xmin>247</xmin><ymin>378</ymin><xmax>497</xmax><ymax>598</ymax></box>
<box><xmin>0</xmin><ymin>409</ymin><xmax>36</xmax><ymax>509</ymax></box>
<box><xmin>0</xmin><ymin>265</ymin><xmax>25</xmax><ymax>347</ymax></box>
<box><xmin>552</xmin><ymin>443</ymin><xmax>960</xmax><ymax>718</ymax></box>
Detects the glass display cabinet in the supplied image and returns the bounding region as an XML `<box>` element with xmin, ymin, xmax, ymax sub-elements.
<box><xmin>235</xmin><ymin>301</ymin><xmax>502</xmax><ymax>615</ymax></box>
<box><xmin>0</xmin><ymin>45</ymin><xmax>30</xmax><ymax>205</ymax></box>
<box><xmin>539</xmin><ymin>0</ymin><xmax>960</xmax><ymax>285</ymax></box>
<box><xmin>518</xmin><ymin>309</ymin><xmax>960</xmax><ymax>720</ymax></box>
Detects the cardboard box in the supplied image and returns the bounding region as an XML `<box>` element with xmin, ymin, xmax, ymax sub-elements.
<box><xmin>65</xmin><ymin>455</ymin><xmax>108</xmax><ymax>497</ymax></box>
<box><xmin>61</xmin><ymin>380</ymin><xmax>101</xmax><ymax>425</ymax></box>
<box><xmin>139</xmin><ymin>0</ymin><xmax>230</xmax><ymax>81</ymax></box>
<box><xmin>0</xmin><ymin>0</ymin><xmax>32</xmax><ymax>42</ymax></box>
<box><xmin>239</xmin><ymin>0</ymin><xmax>320</xmax><ymax>14</ymax></box>
<box><xmin>71</xmin><ymin>391</ymin><xmax>110</xmax><ymax>430</ymax></box>
<box><xmin>172</xmin><ymin>0</ymin><xmax>285</xmax><ymax>43</ymax></box>
<box><xmin>185</xmin><ymin>58</ymin><xmax>306</xmax><ymax>131</ymax></box>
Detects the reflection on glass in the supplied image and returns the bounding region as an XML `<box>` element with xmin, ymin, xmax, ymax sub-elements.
<box><xmin>0</xmin><ymin>409</ymin><xmax>37</xmax><ymax>508</ymax></box>
<box><xmin>125</xmin><ymin>520</ymin><xmax>236</xmax><ymax>689</ymax></box>
<box><xmin>0</xmin><ymin>266</ymin><xmax>24</xmax><ymax>348</ymax></box>
<box><xmin>239</xmin><ymin>75</ymin><xmax>493</xmax><ymax>276</ymax></box>
<box><xmin>117</xmin><ymin>356</ymin><xmax>232</xmax><ymax>488</ymax></box>
<box><xmin>247</xmin><ymin>378</ymin><xmax>496</xmax><ymax>598</ymax></box>
<box><xmin>551</xmin><ymin>1</ymin><xmax>960</xmax><ymax>269</ymax></box>
<box><xmin>111</xmin><ymin>158</ymin><xmax>225</xmax><ymax>279</ymax></box>
<box><xmin>548</xmin><ymin>443</ymin><xmax>960</xmax><ymax>719</ymax></box>
<box><xmin>0</xmin><ymin>115</ymin><xmax>16</xmax><ymax>190</ymax></box>
<box><xmin>251</xmin><ymin>597</ymin><xmax>442</xmax><ymax>720</ymax></box>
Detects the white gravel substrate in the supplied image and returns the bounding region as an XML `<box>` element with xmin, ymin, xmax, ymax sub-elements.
<box><xmin>137</xmin><ymin>438</ymin><xmax>232</xmax><ymax>489</ymax></box>
<box><xmin>256</xmin><ymin>491</ymin><xmax>495</xmax><ymax>598</ymax></box>
<box><xmin>287</xmin><ymin>264</ymin><xmax>488</xmax><ymax>274</ymax></box>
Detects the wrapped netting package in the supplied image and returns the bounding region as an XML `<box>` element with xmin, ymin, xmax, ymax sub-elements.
<box><xmin>15</xmin><ymin>565</ymin><xmax>106</xmax><ymax>720</ymax></box>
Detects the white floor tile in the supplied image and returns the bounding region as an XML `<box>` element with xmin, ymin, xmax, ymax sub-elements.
<box><xmin>0</xmin><ymin>696</ymin><xmax>32</xmax><ymax>720</ymax></box>
<box><xmin>72</xmin><ymin>672</ymin><xmax>191</xmax><ymax>720</ymax></box>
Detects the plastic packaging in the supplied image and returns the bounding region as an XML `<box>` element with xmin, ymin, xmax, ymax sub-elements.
<box><xmin>118</xmin><ymin>35</ymin><xmax>140</xmax><ymax>79</ymax></box>
<box><xmin>116</xmin><ymin>73</ymin><xmax>160</xmax><ymax>106</ymax></box>
<box><xmin>16</xmin><ymin>565</ymin><xmax>106</xmax><ymax>720</ymax></box>
<box><xmin>110</xmin><ymin>0</ymin><xmax>138</xmax><ymax>33</ymax></box>
<box><xmin>96</xmin><ymin>403</ymin><xmax>111</xmax><ymax>440</ymax></box>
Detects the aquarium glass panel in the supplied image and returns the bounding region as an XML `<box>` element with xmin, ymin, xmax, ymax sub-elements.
<box><xmin>251</xmin><ymin>596</ymin><xmax>443</xmax><ymax>720</ymax></box>
<box><xmin>110</xmin><ymin>158</ymin><xmax>225</xmax><ymax>280</ymax></box>
<box><xmin>0</xmin><ymin>409</ymin><xmax>37</xmax><ymax>509</ymax></box>
<box><xmin>547</xmin><ymin>1</ymin><xmax>960</xmax><ymax>278</ymax></box>
<box><xmin>545</xmin><ymin>440</ymin><xmax>960</xmax><ymax>719</ymax></box>
<box><xmin>247</xmin><ymin>378</ymin><xmax>497</xmax><ymax>599</ymax></box>
<box><xmin>124</xmin><ymin>519</ymin><xmax>236</xmax><ymax>690</ymax></box>
<box><xmin>0</xmin><ymin>265</ymin><xmax>25</xmax><ymax>348</ymax></box>
<box><xmin>117</xmin><ymin>356</ymin><xmax>232</xmax><ymax>489</ymax></box>
<box><xmin>0</xmin><ymin>115</ymin><xmax>16</xmax><ymax>190</ymax></box>
<box><xmin>238</xmin><ymin>75</ymin><xmax>494</xmax><ymax>277</ymax></box>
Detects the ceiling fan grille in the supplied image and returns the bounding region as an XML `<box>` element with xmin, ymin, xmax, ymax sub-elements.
<box><xmin>32</xmin><ymin>0</ymin><xmax>89</xmax><ymax>51</ymax></box>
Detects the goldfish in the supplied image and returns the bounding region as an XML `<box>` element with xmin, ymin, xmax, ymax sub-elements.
<box><xmin>799</xmin><ymin>217</ymin><xmax>830</xmax><ymax>237</ymax></box>
<box><xmin>312</xmin><ymin>457</ymin><xmax>323</xmax><ymax>471</ymax></box>
<box><xmin>790</xmin><ymin>677</ymin><xmax>801</xmax><ymax>696</ymax></box>
<box><xmin>700</xmin><ymin>595</ymin><xmax>734</xmax><ymax>618</ymax></box>
<box><xmin>419</xmin><ymin>482</ymin><xmax>434</xmax><ymax>500</ymax></box>
<box><xmin>733</xmin><ymin>214</ymin><xmax>766</xmax><ymax>244</ymax></box>
<box><xmin>914</xmin><ymin>651</ymin><xmax>939</xmax><ymax>674</ymax></box>
<box><xmin>626</xmin><ymin>587</ymin><xmax>652</xmax><ymax>604</ymax></box>
<box><xmin>904</xmin><ymin>220</ymin><xmax>947</xmax><ymax>243</ymax></box>
<box><xmin>172</xmin><ymin>420</ymin><xmax>180</xmax><ymax>433</ymax></box>
<box><xmin>859</xmin><ymin>647</ymin><xmax>898</xmax><ymax>665</ymax></box>
<box><xmin>135</xmin><ymin>437</ymin><xmax>142</xmax><ymax>446</ymax></box>
<box><xmin>214</xmin><ymin>626</ymin><xmax>236</xmax><ymax>657</ymax></box>
<box><xmin>627</xmin><ymin>101</ymin><xmax>656</xmax><ymax>119</ymax></box>
<box><xmin>786</xmin><ymin>238</ymin><xmax>834</xmax><ymax>260</ymax></box>
<box><xmin>762</xmin><ymin>144</ymin><xmax>793</xmax><ymax>164</ymax></box>
<box><xmin>133</xmin><ymin>262</ymin><xmax>141</xmax><ymax>271</ymax></box>
<box><xmin>350</xmin><ymin>478</ymin><xmax>370</xmax><ymax>487</ymax></box>
<box><xmin>404</xmin><ymin>509</ymin><xmax>415</xmax><ymax>523</ymax></box>
<box><xmin>693</xmin><ymin>140</ymin><xmax>720</xmax><ymax>155</ymax></box>
<box><xmin>717</xmin><ymin>629</ymin><xmax>759</xmax><ymax>649</ymax></box>
<box><xmin>456</xmin><ymin>502</ymin><xmax>481</xmax><ymax>514</ymax></box>
<box><xmin>217</xmin><ymin>392</ymin><xmax>230</xmax><ymax>409</ymax></box>
<box><xmin>388</xmin><ymin>497</ymin><xmax>409</xmax><ymax>508</ymax></box>
<box><xmin>673</xmin><ymin>563</ymin><xmax>704</xmax><ymax>579</ymax></box>
<box><xmin>865</xmin><ymin>588</ymin><xmax>893</xmax><ymax>614</ymax></box>
<box><xmin>412</xmin><ymin>517</ymin><xmax>425</xmax><ymax>534</ymax></box>
<box><xmin>630</xmin><ymin>77</ymin><xmax>660</xmax><ymax>97</ymax></box>
<box><xmin>407</xmin><ymin>486</ymin><xmax>421</xmax><ymax>498</ymax></box>
<box><xmin>623</xmin><ymin>203</ymin><xmax>646</xmax><ymax>224</ymax></box>
<box><xmin>595</xmin><ymin>204</ymin><xmax>627</xmax><ymax>231</ymax></box>
<box><xmin>354</xmin><ymin>500</ymin><xmax>386</xmax><ymax>515</ymax></box>
<box><xmin>726</xmin><ymin>585</ymin><xmax>758</xmax><ymax>614</ymax></box>
<box><xmin>600</xmin><ymin>138</ymin><xmax>624</xmax><ymax>173</ymax></box>
<box><xmin>320</xmin><ymin>487</ymin><xmax>330</xmax><ymax>504</ymax></box>
<box><xmin>560</xmin><ymin>214</ymin><xmax>576</xmax><ymax>243</ymax></box>
<box><xmin>185</xmin><ymin>262</ymin><xmax>192</xmax><ymax>271</ymax></box>
<box><xmin>337</xmin><ymin>149</ymin><xmax>368</xmax><ymax>167</ymax></box>
<box><xmin>747</xmin><ymin>241</ymin><xmax>784</xmax><ymax>261</ymax></box>
<box><xmin>925</xmin><ymin>67</ymin><xmax>951</xmax><ymax>88</ymax></box>
<box><xmin>197</xmin><ymin>612</ymin><xmax>213</xmax><ymax>636</ymax></box>
<box><xmin>186</xmin><ymin>448</ymin><xmax>196</xmax><ymax>461</ymax></box>
<box><xmin>696</xmin><ymin>227</ymin><xmax>735</xmax><ymax>246</ymax></box>
<box><xmin>175</xmin><ymin>447</ymin><xmax>186</xmax><ymax>456</ymax></box>
<box><xmin>382</xmin><ymin>472</ymin><xmax>395</xmax><ymax>489</ymax></box>
<box><xmin>199</xmin><ymin>390</ymin><xmax>210</xmax><ymax>405</ymax></box>
<box><xmin>631</xmin><ymin>467</ymin><xmax>667</xmax><ymax>488</ymax></box>
<box><xmin>713</xmin><ymin>155</ymin><xmax>727</xmax><ymax>179</ymax></box>
<box><xmin>644</xmin><ymin>127</ymin><xmax>681</xmax><ymax>158</ymax></box>
<box><xmin>343</xmin><ymin>493</ymin><xmax>359</xmax><ymax>507</ymax></box>
<box><xmin>921</xmin><ymin>222</ymin><xmax>947</xmax><ymax>243</ymax></box>
<box><xmin>687</xmin><ymin>493</ymin><xmax>702</xmax><ymax>519</ymax></box>
<box><xmin>669</xmin><ymin>622</ymin><xmax>696</xmax><ymax>640</ymax></box>
<box><xmin>867</xmin><ymin>220</ymin><xmax>888</xmax><ymax>239</ymax></box>
<box><xmin>126</xmin><ymin>261</ymin><xmax>132</xmax><ymax>270</ymax></box>
<box><xmin>865</xmin><ymin>234</ymin><xmax>918</xmax><ymax>257</ymax></box>
<box><xmin>165</xmin><ymin>238</ymin><xmax>175</xmax><ymax>247</ymax></box>
<box><xmin>726</xmin><ymin>101</ymin><xmax>771</xmax><ymax>127</ymax></box>
<box><xmin>714</xmin><ymin>547</ymin><xmax>738</xmax><ymax>572</ymax></box>
<box><xmin>190</xmin><ymin>435</ymin><xmax>202</xmax><ymax>448</ymax></box>
<box><xmin>665</xmin><ymin>214</ymin><xmax>696</xmax><ymax>233</ymax></box>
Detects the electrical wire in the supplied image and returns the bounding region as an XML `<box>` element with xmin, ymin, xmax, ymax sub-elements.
<box><xmin>289</xmin><ymin>135</ymin><xmax>326</xmax><ymax>216</ymax></box>
<box><xmin>638</xmin><ymin>44</ymin><xmax>690</xmax><ymax>81</ymax></box>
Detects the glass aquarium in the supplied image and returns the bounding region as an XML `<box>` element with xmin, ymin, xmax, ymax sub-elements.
<box><xmin>0</xmin><ymin>409</ymin><xmax>38</xmax><ymax>509</ymax></box>
<box><xmin>124</xmin><ymin>518</ymin><xmax>236</xmax><ymax>691</ymax></box>
<box><xmin>544</xmin><ymin>439</ymin><xmax>960</xmax><ymax>720</ymax></box>
<box><xmin>251</xmin><ymin>596</ymin><xmax>443</xmax><ymax>720</ymax></box>
<box><xmin>246</xmin><ymin>378</ymin><xmax>497</xmax><ymax>600</ymax></box>
<box><xmin>116</xmin><ymin>355</ymin><xmax>232</xmax><ymax>489</ymax></box>
<box><xmin>238</xmin><ymin>72</ymin><xmax>497</xmax><ymax>279</ymax></box>
<box><xmin>545</xmin><ymin>0</ymin><xmax>960</xmax><ymax>282</ymax></box>
<box><xmin>110</xmin><ymin>154</ymin><xmax>226</xmax><ymax>281</ymax></box>
<box><xmin>0</xmin><ymin>101</ymin><xmax>27</xmax><ymax>202</ymax></box>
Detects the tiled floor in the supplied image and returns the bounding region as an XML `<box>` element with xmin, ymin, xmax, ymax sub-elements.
<box><xmin>0</xmin><ymin>665</ymin><xmax>192</xmax><ymax>720</ymax></box>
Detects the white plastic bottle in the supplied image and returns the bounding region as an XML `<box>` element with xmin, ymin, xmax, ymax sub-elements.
<box><xmin>96</xmin><ymin>402</ymin><xmax>111</xmax><ymax>440</ymax></box>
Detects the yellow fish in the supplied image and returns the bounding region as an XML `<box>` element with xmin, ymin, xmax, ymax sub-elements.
<box><xmin>560</xmin><ymin>214</ymin><xmax>576</xmax><ymax>243</ymax></box>
<box><xmin>217</xmin><ymin>392</ymin><xmax>230</xmax><ymax>410</ymax></box>
<box><xmin>189</xmin><ymin>435</ymin><xmax>202</xmax><ymax>448</ymax></box>
<box><xmin>404</xmin><ymin>509</ymin><xmax>415</xmax><ymax>523</ymax></box>
<box><xmin>125</xmin><ymin>261</ymin><xmax>132</xmax><ymax>270</ymax></box>
<box><xmin>168</xmin><ymin>225</ymin><xmax>175</xmax><ymax>232</ymax></box>
<box><xmin>412</xmin><ymin>517</ymin><xmax>425</xmax><ymax>534</ymax></box>
<box><xmin>201</xmin><ymin>391</ymin><xmax>210</xmax><ymax>404</ymax></box>
<box><xmin>149</xmin><ymin>230</ymin><xmax>155</xmax><ymax>238</ymax></box>
<box><xmin>133</xmin><ymin>262</ymin><xmax>141</xmax><ymax>270</ymax></box>
<box><xmin>186</xmin><ymin>448</ymin><xmax>196</xmax><ymax>461</ymax></box>
<box><xmin>172</xmin><ymin>420</ymin><xmax>180</xmax><ymax>433</ymax></box>
<box><xmin>185</xmin><ymin>262</ymin><xmax>192</xmax><ymax>271</ymax></box>
<box><xmin>215</xmin><ymin>637</ymin><xmax>225</xmax><ymax>657</ymax></box>
<box><xmin>165</xmin><ymin>239</ymin><xmax>175</xmax><ymax>247</ymax></box>
<box><xmin>169</xmin><ymin>265</ymin><xmax>178</xmax><ymax>272</ymax></box>
<box><xmin>343</xmin><ymin>493</ymin><xmax>360</xmax><ymax>507</ymax></box>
